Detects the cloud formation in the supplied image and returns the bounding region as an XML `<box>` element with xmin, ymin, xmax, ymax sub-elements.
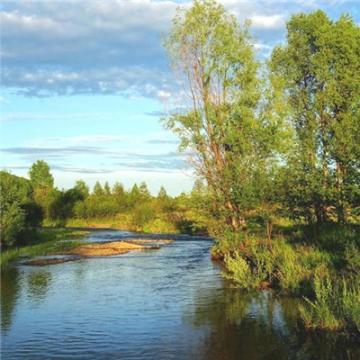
<box><xmin>2</xmin><ymin>0</ymin><xmax>356</xmax><ymax>98</ymax></box>
<box><xmin>0</xmin><ymin>145</ymin><xmax>187</xmax><ymax>173</ymax></box>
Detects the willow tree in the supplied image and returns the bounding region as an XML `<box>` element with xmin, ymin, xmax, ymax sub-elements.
<box><xmin>165</xmin><ymin>0</ymin><xmax>286</xmax><ymax>234</ymax></box>
<box><xmin>271</xmin><ymin>11</ymin><xmax>360</xmax><ymax>223</ymax></box>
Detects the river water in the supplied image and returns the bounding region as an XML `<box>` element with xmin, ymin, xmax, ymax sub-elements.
<box><xmin>1</xmin><ymin>230</ymin><xmax>359</xmax><ymax>359</ymax></box>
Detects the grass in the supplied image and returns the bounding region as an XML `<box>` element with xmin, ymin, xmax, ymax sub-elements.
<box><xmin>299</xmin><ymin>272</ymin><xmax>360</xmax><ymax>332</ymax></box>
<box><xmin>46</xmin><ymin>216</ymin><xmax>180</xmax><ymax>234</ymax></box>
<box><xmin>0</xmin><ymin>228</ymin><xmax>89</xmax><ymax>267</ymax></box>
<box><xmin>218</xmin><ymin>222</ymin><xmax>360</xmax><ymax>334</ymax></box>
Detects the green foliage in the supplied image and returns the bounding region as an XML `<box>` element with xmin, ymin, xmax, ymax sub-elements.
<box><xmin>0</xmin><ymin>171</ymin><xmax>43</xmax><ymax>248</ymax></box>
<box><xmin>46</xmin><ymin>187</ymin><xmax>85</xmax><ymax>225</ymax></box>
<box><xmin>131</xmin><ymin>203</ymin><xmax>156</xmax><ymax>229</ymax></box>
<box><xmin>1</xmin><ymin>202</ymin><xmax>26</xmax><ymax>248</ymax></box>
<box><xmin>21</xmin><ymin>201</ymin><xmax>44</xmax><ymax>228</ymax></box>
<box><xmin>222</xmin><ymin>232</ymin><xmax>334</xmax><ymax>294</ymax></box>
<box><xmin>224</xmin><ymin>253</ymin><xmax>257</xmax><ymax>289</ymax></box>
<box><xmin>299</xmin><ymin>272</ymin><xmax>360</xmax><ymax>332</ymax></box>
<box><xmin>93</xmin><ymin>181</ymin><xmax>104</xmax><ymax>197</ymax></box>
<box><xmin>2</xmin><ymin>4</ymin><xmax>359</xmax><ymax>336</ymax></box>
<box><xmin>221</xmin><ymin>222</ymin><xmax>359</xmax><ymax>332</ymax></box>
<box><xmin>165</xmin><ymin>0</ymin><xmax>287</xmax><ymax>234</ymax></box>
<box><xmin>0</xmin><ymin>229</ymin><xmax>88</xmax><ymax>267</ymax></box>
<box><xmin>74</xmin><ymin>180</ymin><xmax>89</xmax><ymax>198</ymax></box>
<box><xmin>29</xmin><ymin>160</ymin><xmax>54</xmax><ymax>189</ymax></box>
<box><xmin>143</xmin><ymin>218</ymin><xmax>177</xmax><ymax>234</ymax></box>
<box><xmin>271</xmin><ymin>11</ymin><xmax>360</xmax><ymax>224</ymax></box>
<box><xmin>66</xmin><ymin>180</ymin><xmax>207</xmax><ymax>234</ymax></box>
<box><xmin>299</xmin><ymin>271</ymin><xmax>344</xmax><ymax>330</ymax></box>
<box><xmin>158</xmin><ymin>186</ymin><xmax>168</xmax><ymax>199</ymax></box>
<box><xmin>344</xmin><ymin>243</ymin><xmax>360</xmax><ymax>274</ymax></box>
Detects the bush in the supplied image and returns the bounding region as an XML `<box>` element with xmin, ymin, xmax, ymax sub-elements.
<box><xmin>274</xmin><ymin>241</ymin><xmax>331</xmax><ymax>295</ymax></box>
<box><xmin>221</xmin><ymin>234</ymin><xmax>332</xmax><ymax>295</ymax></box>
<box><xmin>224</xmin><ymin>252</ymin><xmax>257</xmax><ymax>289</ymax></box>
<box><xmin>143</xmin><ymin>218</ymin><xmax>177</xmax><ymax>233</ymax></box>
<box><xmin>1</xmin><ymin>203</ymin><xmax>26</xmax><ymax>248</ymax></box>
<box><xmin>131</xmin><ymin>204</ymin><xmax>156</xmax><ymax>229</ymax></box>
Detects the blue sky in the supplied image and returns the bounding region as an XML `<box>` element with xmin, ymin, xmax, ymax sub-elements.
<box><xmin>1</xmin><ymin>0</ymin><xmax>359</xmax><ymax>195</ymax></box>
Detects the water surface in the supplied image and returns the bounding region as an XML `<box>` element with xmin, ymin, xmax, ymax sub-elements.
<box><xmin>1</xmin><ymin>230</ymin><xmax>359</xmax><ymax>359</ymax></box>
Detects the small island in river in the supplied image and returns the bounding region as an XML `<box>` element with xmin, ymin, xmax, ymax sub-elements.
<box><xmin>20</xmin><ymin>239</ymin><xmax>174</xmax><ymax>266</ymax></box>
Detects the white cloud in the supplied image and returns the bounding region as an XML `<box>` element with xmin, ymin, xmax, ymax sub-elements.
<box><xmin>2</xmin><ymin>66</ymin><xmax>177</xmax><ymax>99</ymax></box>
<box><xmin>1</xmin><ymin>0</ymin><xmax>358</xmax><ymax>97</ymax></box>
<box><xmin>250</xmin><ymin>14</ymin><xmax>285</xmax><ymax>29</ymax></box>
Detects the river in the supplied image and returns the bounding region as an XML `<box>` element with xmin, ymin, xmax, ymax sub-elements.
<box><xmin>1</xmin><ymin>230</ymin><xmax>359</xmax><ymax>359</ymax></box>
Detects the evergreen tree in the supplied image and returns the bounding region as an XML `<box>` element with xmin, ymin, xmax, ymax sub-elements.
<box><xmin>93</xmin><ymin>181</ymin><xmax>104</xmax><ymax>197</ymax></box>
<box><xmin>104</xmin><ymin>181</ymin><xmax>111</xmax><ymax>196</ymax></box>
<box><xmin>158</xmin><ymin>186</ymin><xmax>168</xmax><ymax>199</ymax></box>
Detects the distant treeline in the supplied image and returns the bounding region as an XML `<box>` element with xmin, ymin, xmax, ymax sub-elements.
<box><xmin>0</xmin><ymin>160</ymin><xmax>207</xmax><ymax>248</ymax></box>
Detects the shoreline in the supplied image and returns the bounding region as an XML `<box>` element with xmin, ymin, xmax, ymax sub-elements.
<box><xmin>1</xmin><ymin>228</ymin><xmax>176</xmax><ymax>267</ymax></box>
<box><xmin>16</xmin><ymin>239</ymin><xmax>174</xmax><ymax>266</ymax></box>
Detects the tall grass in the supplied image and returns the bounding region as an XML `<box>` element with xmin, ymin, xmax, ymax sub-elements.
<box><xmin>299</xmin><ymin>272</ymin><xmax>360</xmax><ymax>332</ymax></box>
<box><xmin>219</xmin><ymin>223</ymin><xmax>360</xmax><ymax>333</ymax></box>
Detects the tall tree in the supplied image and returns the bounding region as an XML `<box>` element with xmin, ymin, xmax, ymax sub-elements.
<box><xmin>271</xmin><ymin>11</ymin><xmax>360</xmax><ymax>223</ymax></box>
<box><xmin>104</xmin><ymin>181</ymin><xmax>111</xmax><ymax>196</ymax></box>
<box><xmin>93</xmin><ymin>181</ymin><xmax>104</xmax><ymax>197</ymax></box>
<box><xmin>139</xmin><ymin>182</ymin><xmax>151</xmax><ymax>200</ymax></box>
<box><xmin>113</xmin><ymin>182</ymin><xmax>125</xmax><ymax>198</ymax></box>
<box><xmin>29</xmin><ymin>161</ymin><xmax>55</xmax><ymax>220</ymax></box>
<box><xmin>0</xmin><ymin>171</ymin><xmax>42</xmax><ymax>247</ymax></box>
<box><xmin>29</xmin><ymin>160</ymin><xmax>54</xmax><ymax>189</ymax></box>
<box><xmin>165</xmin><ymin>0</ymin><xmax>285</xmax><ymax>234</ymax></box>
<box><xmin>158</xmin><ymin>186</ymin><xmax>168</xmax><ymax>199</ymax></box>
<box><xmin>74</xmin><ymin>180</ymin><xmax>89</xmax><ymax>199</ymax></box>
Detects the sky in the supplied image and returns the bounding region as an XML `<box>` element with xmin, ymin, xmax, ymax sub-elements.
<box><xmin>1</xmin><ymin>0</ymin><xmax>359</xmax><ymax>195</ymax></box>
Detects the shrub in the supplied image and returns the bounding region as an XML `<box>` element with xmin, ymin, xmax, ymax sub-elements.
<box><xmin>224</xmin><ymin>252</ymin><xmax>257</xmax><ymax>289</ymax></box>
<box><xmin>131</xmin><ymin>203</ymin><xmax>156</xmax><ymax>229</ymax></box>
<box><xmin>299</xmin><ymin>271</ymin><xmax>360</xmax><ymax>332</ymax></box>
<box><xmin>1</xmin><ymin>203</ymin><xmax>26</xmax><ymax>248</ymax></box>
<box><xmin>143</xmin><ymin>218</ymin><xmax>177</xmax><ymax>233</ymax></box>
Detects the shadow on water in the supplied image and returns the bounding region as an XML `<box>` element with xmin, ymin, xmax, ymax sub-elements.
<box><xmin>1</xmin><ymin>267</ymin><xmax>21</xmax><ymax>332</ymax></box>
<box><xmin>26</xmin><ymin>270</ymin><xmax>52</xmax><ymax>301</ymax></box>
<box><xmin>185</xmin><ymin>283</ymin><xmax>360</xmax><ymax>360</ymax></box>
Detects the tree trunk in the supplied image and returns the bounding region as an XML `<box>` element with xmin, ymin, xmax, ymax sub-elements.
<box><xmin>336</xmin><ymin>163</ymin><xmax>347</xmax><ymax>224</ymax></box>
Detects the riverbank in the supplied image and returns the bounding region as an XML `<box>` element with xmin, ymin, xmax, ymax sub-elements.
<box><xmin>1</xmin><ymin>228</ymin><xmax>175</xmax><ymax>267</ymax></box>
<box><xmin>19</xmin><ymin>241</ymin><xmax>160</xmax><ymax>266</ymax></box>
<box><xmin>0</xmin><ymin>229</ymin><xmax>89</xmax><ymax>267</ymax></box>
<box><xmin>215</xmin><ymin>223</ymin><xmax>360</xmax><ymax>335</ymax></box>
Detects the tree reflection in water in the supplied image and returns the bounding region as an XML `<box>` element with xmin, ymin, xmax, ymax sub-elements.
<box><xmin>1</xmin><ymin>267</ymin><xmax>21</xmax><ymax>332</ymax></box>
<box><xmin>185</xmin><ymin>281</ymin><xmax>360</xmax><ymax>360</ymax></box>
<box><xmin>26</xmin><ymin>270</ymin><xmax>52</xmax><ymax>302</ymax></box>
